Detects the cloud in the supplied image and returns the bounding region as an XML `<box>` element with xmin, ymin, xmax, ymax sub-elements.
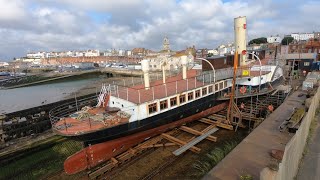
<box><xmin>0</xmin><ymin>0</ymin><xmax>320</xmax><ymax>61</ymax></box>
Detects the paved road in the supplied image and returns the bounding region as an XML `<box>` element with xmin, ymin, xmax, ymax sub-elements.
<box><xmin>203</xmin><ymin>90</ymin><xmax>305</xmax><ymax>179</ymax></box>
<box><xmin>297</xmin><ymin>114</ymin><xmax>320</xmax><ymax>180</ymax></box>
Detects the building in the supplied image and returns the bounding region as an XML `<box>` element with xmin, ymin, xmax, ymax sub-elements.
<box><xmin>203</xmin><ymin>55</ymin><xmax>231</xmax><ymax>70</ymax></box>
<box><xmin>162</xmin><ymin>36</ymin><xmax>170</xmax><ymax>53</ymax></box>
<box><xmin>85</xmin><ymin>50</ymin><xmax>99</xmax><ymax>57</ymax></box>
<box><xmin>284</xmin><ymin>53</ymin><xmax>318</xmax><ymax>72</ymax></box>
<box><xmin>291</xmin><ymin>33</ymin><xmax>314</xmax><ymax>41</ymax></box>
<box><xmin>216</xmin><ymin>43</ymin><xmax>235</xmax><ymax>56</ymax></box>
<box><xmin>267</xmin><ymin>36</ymin><xmax>281</xmax><ymax>43</ymax></box>
<box><xmin>314</xmin><ymin>32</ymin><xmax>320</xmax><ymax>39</ymax></box>
<box><xmin>202</xmin><ymin>49</ymin><xmax>266</xmax><ymax>71</ymax></box>
<box><xmin>0</xmin><ymin>62</ymin><xmax>9</xmax><ymax>67</ymax></box>
<box><xmin>207</xmin><ymin>49</ymin><xmax>219</xmax><ymax>56</ymax></box>
<box><xmin>132</xmin><ymin>48</ymin><xmax>149</xmax><ymax>57</ymax></box>
<box><xmin>144</xmin><ymin>37</ymin><xmax>195</xmax><ymax>71</ymax></box>
<box><xmin>196</xmin><ymin>49</ymin><xmax>208</xmax><ymax>58</ymax></box>
<box><xmin>26</xmin><ymin>52</ymin><xmax>46</xmax><ymax>58</ymax></box>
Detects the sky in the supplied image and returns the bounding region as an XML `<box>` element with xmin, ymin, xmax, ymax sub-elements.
<box><xmin>0</xmin><ymin>0</ymin><xmax>319</xmax><ymax>61</ymax></box>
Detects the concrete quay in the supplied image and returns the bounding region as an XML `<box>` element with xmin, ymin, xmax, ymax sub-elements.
<box><xmin>2</xmin><ymin>68</ymin><xmax>144</xmax><ymax>89</ymax></box>
<box><xmin>203</xmin><ymin>90</ymin><xmax>308</xmax><ymax>180</ymax></box>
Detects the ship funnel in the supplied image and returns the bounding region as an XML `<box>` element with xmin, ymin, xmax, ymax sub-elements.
<box><xmin>181</xmin><ymin>56</ymin><xmax>188</xmax><ymax>80</ymax></box>
<box><xmin>141</xmin><ymin>59</ymin><xmax>150</xmax><ymax>90</ymax></box>
<box><xmin>234</xmin><ymin>16</ymin><xmax>247</xmax><ymax>66</ymax></box>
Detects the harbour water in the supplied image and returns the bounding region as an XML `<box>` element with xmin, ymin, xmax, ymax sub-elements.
<box><xmin>0</xmin><ymin>78</ymin><xmax>99</xmax><ymax>114</ymax></box>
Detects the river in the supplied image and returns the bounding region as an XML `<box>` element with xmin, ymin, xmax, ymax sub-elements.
<box><xmin>0</xmin><ymin>78</ymin><xmax>100</xmax><ymax>114</ymax></box>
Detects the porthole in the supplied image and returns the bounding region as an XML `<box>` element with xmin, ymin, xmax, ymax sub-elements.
<box><xmin>122</xmin><ymin>104</ymin><xmax>124</xmax><ymax>107</ymax></box>
<box><xmin>209</xmin><ymin>104</ymin><xmax>212</xmax><ymax>107</ymax></box>
<box><xmin>112</xmin><ymin>101</ymin><xmax>115</xmax><ymax>104</ymax></box>
<box><xmin>248</xmin><ymin>78</ymin><xmax>251</xmax><ymax>81</ymax></box>
<box><xmin>180</xmin><ymin>114</ymin><xmax>184</xmax><ymax>118</ymax></box>
<box><xmin>196</xmin><ymin>109</ymin><xmax>199</xmax><ymax>112</ymax></box>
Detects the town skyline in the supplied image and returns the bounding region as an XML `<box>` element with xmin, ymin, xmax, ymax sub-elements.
<box><xmin>0</xmin><ymin>0</ymin><xmax>319</xmax><ymax>61</ymax></box>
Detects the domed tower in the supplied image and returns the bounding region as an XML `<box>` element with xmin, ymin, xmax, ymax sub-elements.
<box><xmin>162</xmin><ymin>36</ymin><xmax>170</xmax><ymax>52</ymax></box>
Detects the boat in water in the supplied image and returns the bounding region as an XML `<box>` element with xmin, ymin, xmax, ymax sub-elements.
<box><xmin>49</xmin><ymin>16</ymin><xmax>285</xmax><ymax>175</ymax></box>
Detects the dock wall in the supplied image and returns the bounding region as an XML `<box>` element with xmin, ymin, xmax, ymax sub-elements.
<box><xmin>260</xmin><ymin>86</ymin><xmax>320</xmax><ymax>180</ymax></box>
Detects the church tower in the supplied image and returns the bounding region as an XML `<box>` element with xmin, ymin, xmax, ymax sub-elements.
<box><xmin>162</xmin><ymin>36</ymin><xmax>170</xmax><ymax>52</ymax></box>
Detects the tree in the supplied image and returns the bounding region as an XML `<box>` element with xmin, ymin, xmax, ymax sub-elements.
<box><xmin>248</xmin><ymin>37</ymin><xmax>267</xmax><ymax>45</ymax></box>
<box><xmin>207</xmin><ymin>53</ymin><xmax>214</xmax><ymax>57</ymax></box>
<box><xmin>281</xmin><ymin>37</ymin><xmax>294</xmax><ymax>45</ymax></box>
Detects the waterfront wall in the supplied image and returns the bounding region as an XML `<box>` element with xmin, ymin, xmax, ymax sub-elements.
<box><xmin>260</xmin><ymin>86</ymin><xmax>320</xmax><ymax>180</ymax></box>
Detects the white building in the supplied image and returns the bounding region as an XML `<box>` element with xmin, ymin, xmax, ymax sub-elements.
<box><xmin>147</xmin><ymin>53</ymin><xmax>194</xmax><ymax>71</ymax></box>
<box><xmin>207</xmin><ymin>49</ymin><xmax>218</xmax><ymax>56</ymax></box>
<box><xmin>217</xmin><ymin>43</ymin><xmax>235</xmax><ymax>56</ymax></box>
<box><xmin>291</xmin><ymin>33</ymin><xmax>314</xmax><ymax>41</ymax></box>
<box><xmin>118</xmin><ymin>49</ymin><xmax>125</xmax><ymax>56</ymax></box>
<box><xmin>0</xmin><ymin>62</ymin><xmax>9</xmax><ymax>67</ymax></box>
<box><xmin>126</xmin><ymin>50</ymin><xmax>132</xmax><ymax>56</ymax></box>
<box><xmin>85</xmin><ymin>50</ymin><xmax>99</xmax><ymax>57</ymax></box>
<box><xmin>26</xmin><ymin>52</ymin><xmax>46</xmax><ymax>58</ymax></box>
<box><xmin>267</xmin><ymin>36</ymin><xmax>281</xmax><ymax>43</ymax></box>
<box><xmin>217</xmin><ymin>45</ymin><xmax>227</xmax><ymax>56</ymax></box>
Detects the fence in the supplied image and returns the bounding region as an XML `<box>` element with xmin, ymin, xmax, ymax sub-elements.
<box><xmin>260</xmin><ymin>86</ymin><xmax>320</xmax><ymax>180</ymax></box>
<box><xmin>108</xmin><ymin>73</ymin><xmax>219</xmax><ymax>104</ymax></box>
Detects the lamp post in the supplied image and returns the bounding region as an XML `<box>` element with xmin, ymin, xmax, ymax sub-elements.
<box><xmin>196</xmin><ymin>57</ymin><xmax>216</xmax><ymax>82</ymax></box>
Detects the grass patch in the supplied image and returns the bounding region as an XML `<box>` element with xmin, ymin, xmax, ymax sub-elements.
<box><xmin>0</xmin><ymin>139</ymin><xmax>82</xmax><ymax>180</ymax></box>
<box><xmin>192</xmin><ymin>140</ymin><xmax>239</xmax><ymax>176</ymax></box>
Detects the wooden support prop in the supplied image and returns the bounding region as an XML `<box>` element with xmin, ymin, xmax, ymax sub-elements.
<box><xmin>179</xmin><ymin>126</ymin><xmax>217</xmax><ymax>142</ymax></box>
<box><xmin>161</xmin><ymin>133</ymin><xmax>201</xmax><ymax>153</ymax></box>
<box><xmin>111</xmin><ymin>157</ymin><xmax>118</xmax><ymax>165</ymax></box>
<box><xmin>199</xmin><ymin>118</ymin><xmax>233</xmax><ymax>130</ymax></box>
<box><xmin>201</xmin><ymin>124</ymin><xmax>217</xmax><ymax>133</ymax></box>
<box><xmin>128</xmin><ymin>148</ymin><xmax>136</xmax><ymax>155</ymax></box>
<box><xmin>140</xmin><ymin>143</ymin><xmax>177</xmax><ymax>149</ymax></box>
<box><xmin>89</xmin><ymin>162</ymin><xmax>115</xmax><ymax>179</ymax></box>
<box><xmin>207</xmin><ymin>115</ymin><xmax>225</xmax><ymax>122</ymax></box>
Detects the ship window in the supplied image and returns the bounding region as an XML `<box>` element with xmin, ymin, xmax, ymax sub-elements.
<box><xmin>215</xmin><ymin>84</ymin><xmax>219</xmax><ymax>91</ymax></box>
<box><xmin>224</xmin><ymin>81</ymin><xmax>227</xmax><ymax>88</ymax></box>
<box><xmin>160</xmin><ymin>100</ymin><xmax>168</xmax><ymax>110</ymax></box>
<box><xmin>304</xmin><ymin>62</ymin><xmax>310</xmax><ymax>66</ymax></box>
<box><xmin>219</xmin><ymin>82</ymin><xmax>223</xmax><ymax>89</ymax></box>
<box><xmin>195</xmin><ymin>90</ymin><xmax>201</xmax><ymax>98</ymax></box>
<box><xmin>170</xmin><ymin>97</ymin><xmax>177</xmax><ymax>107</ymax></box>
<box><xmin>188</xmin><ymin>92</ymin><xmax>194</xmax><ymax>100</ymax></box>
<box><xmin>209</xmin><ymin>86</ymin><xmax>213</xmax><ymax>93</ymax></box>
<box><xmin>148</xmin><ymin>103</ymin><xmax>157</xmax><ymax>114</ymax></box>
<box><xmin>179</xmin><ymin>94</ymin><xmax>186</xmax><ymax>104</ymax></box>
<box><xmin>201</xmin><ymin>88</ymin><xmax>206</xmax><ymax>96</ymax></box>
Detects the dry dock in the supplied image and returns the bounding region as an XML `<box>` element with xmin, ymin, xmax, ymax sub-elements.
<box><xmin>204</xmin><ymin>90</ymin><xmax>308</xmax><ymax>179</ymax></box>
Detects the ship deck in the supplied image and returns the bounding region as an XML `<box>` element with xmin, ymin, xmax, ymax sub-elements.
<box><xmin>112</xmin><ymin>69</ymin><xmax>272</xmax><ymax>104</ymax></box>
<box><xmin>54</xmin><ymin>107</ymin><xmax>130</xmax><ymax>135</ymax></box>
<box><xmin>113</xmin><ymin>70</ymin><xmax>214</xmax><ymax>104</ymax></box>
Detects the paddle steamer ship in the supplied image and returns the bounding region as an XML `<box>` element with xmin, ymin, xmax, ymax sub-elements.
<box><xmin>50</xmin><ymin>16</ymin><xmax>284</xmax><ymax>174</ymax></box>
